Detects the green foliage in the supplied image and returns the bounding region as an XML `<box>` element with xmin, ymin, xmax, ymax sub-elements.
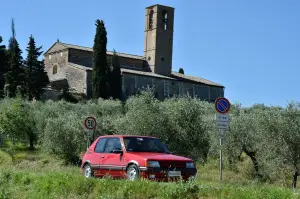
<box><xmin>24</xmin><ymin>35</ymin><xmax>49</xmax><ymax>100</ymax></box>
<box><xmin>58</xmin><ymin>86</ymin><xmax>79</xmax><ymax>103</ymax></box>
<box><xmin>42</xmin><ymin>114</ymin><xmax>85</xmax><ymax>165</ymax></box>
<box><xmin>1</xmin><ymin>89</ymin><xmax>300</xmax><ymax>187</ymax></box>
<box><xmin>161</xmin><ymin>96</ymin><xmax>212</xmax><ymax>162</ymax></box>
<box><xmin>0</xmin><ymin>165</ymin><xmax>296</xmax><ymax>199</ymax></box>
<box><xmin>109</xmin><ymin>49</ymin><xmax>122</xmax><ymax>100</ymax></box>
<box><xmin>4</xmin><ymin>19</ymin><xmax>25</xmax><ymax>98</ymax></box>
<box><xmin>0</xmin><ymin>98</ymin><xmax>36</xmax><ymax>154</ymax></box>
<box><xmin>92</xmin><ymin>19</ymin><xmax>109</xmax><ymax>99</ymax></box>
<box><xmin>0</xmin><ymin>36</ymin><xmax>7</xmax><ymax>95</ymax></box>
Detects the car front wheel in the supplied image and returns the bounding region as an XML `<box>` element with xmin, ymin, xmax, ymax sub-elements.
<box><xmin>126</xmin><ymin>164</ymin><xmax>139</xmax><ymax>181</ymax></box>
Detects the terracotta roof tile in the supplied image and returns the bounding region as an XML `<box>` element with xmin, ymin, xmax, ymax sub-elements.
<box><xmin>171</xmin><ymin>72</ymin><xmax>223</xmax><ymax>87</ymax></box>
<box><xmin>121</xmin><ymin>68</ymin><xmax>175</xmax><ymax>80</ymax></box>
<box><xmin>59</xmin><ymin>42</ymin><xmax>145</xmax><ymax>60</ymax></box>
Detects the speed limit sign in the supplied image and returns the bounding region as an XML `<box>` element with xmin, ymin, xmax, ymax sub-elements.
<box><xmin>84</xmin><ymin>116</ymin><xmax>97</xmax><ymax>130</ymax></box>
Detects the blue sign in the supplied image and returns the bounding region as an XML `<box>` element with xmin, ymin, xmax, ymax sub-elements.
<box><xmin>215</xmin><ymin>97</ymin><xmax>230</xmax><ymax>114</ymax></box>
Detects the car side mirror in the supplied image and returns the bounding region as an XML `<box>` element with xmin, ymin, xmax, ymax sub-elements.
<box><xmin>112</xmin><ymin>148</ymin><xmax>123</xmax><ymax>154</ymax></box>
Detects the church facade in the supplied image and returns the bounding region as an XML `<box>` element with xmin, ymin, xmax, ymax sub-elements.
<box><xmin>43</xmin><ymin>4</ymin><xmax>224</xmax><ymax>102</ymax></box>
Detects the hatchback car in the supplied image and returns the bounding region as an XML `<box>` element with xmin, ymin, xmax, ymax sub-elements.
<box><xmin>81</xmin><ymin>135</ymin><xmax>197</xmax><ymax>181</ymax></box>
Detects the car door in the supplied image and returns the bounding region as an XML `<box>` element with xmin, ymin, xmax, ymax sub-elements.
<box><xmin>91</xmin><ymin>137</ymin><xmax>108</xmax><ymax>176</ymax></box>
<box><xmin>100</xmin><ymin>137</ymin><xmax>125</xmax><ymax>178</ymax></box>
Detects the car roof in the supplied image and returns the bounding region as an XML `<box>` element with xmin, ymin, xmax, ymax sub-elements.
<box><xmin>97</xmin><ymin>135</ymin><xmax>157</xmax><ymax>139</ymax></box>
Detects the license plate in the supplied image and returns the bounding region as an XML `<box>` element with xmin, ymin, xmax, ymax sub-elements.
<box><xmin>168</xmin><ymin>171</ymin><xmax>181</xmax><ymax>177</ymax></box>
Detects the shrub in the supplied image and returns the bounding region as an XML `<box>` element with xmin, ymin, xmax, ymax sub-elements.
<box><xmin>0</xmin><ymin>98</ymin><xmax>36</xmax><ymax>151</ymax></box>
<box><xmin>161</xmin><ymin>97</ymin><xmax>212</xmax><ymax>162</ymax></box>
<box><xmin>42</xmin><ymin>113</ymin><xmax>85</xmax><ymax>165</ymax></box>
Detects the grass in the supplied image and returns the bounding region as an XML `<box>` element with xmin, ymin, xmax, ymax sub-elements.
<box><xmin>0</xmin><ymin>149</ymin><xmax>300</xmax><ymax>199</ymax></box>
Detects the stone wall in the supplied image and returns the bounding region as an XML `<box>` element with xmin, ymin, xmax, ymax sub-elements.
<box><xmin>66</xmin><ymin>65</ymin><xmax>88</xmax><ymax>95</ymax></box>
<box><xmin>69</xmin><ymin>49</ymin><xmax>93</xmax><ymax>67</ymax></box>
<box><xmin>44</xmin><ymin>49</ymin><xmax>69</xmax><ymax>83</ymax></box>
<box><xmin>122</xmin><ymin>73</ymin><xmax>223</xmax><ymax>101</ymax></box>
<box><xmin>68</xmin><ymin>49</ymin><xmax>147</xmax><ymax>71</ymax></box>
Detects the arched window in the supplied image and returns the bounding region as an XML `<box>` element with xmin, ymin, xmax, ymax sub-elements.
<box><xmin>149</xmin><ymin>10</ymin><xmax>154</xmax><ymax>29</ymax></box>
<box><xmin>53</xmin><ymin>65</ymin><xmax>58</xmax><ymax>74</ymax></box>
<box><xmin>162</xmin><ymin>11</ymin><xmax>168</xmax><ymax>30</ymax></box>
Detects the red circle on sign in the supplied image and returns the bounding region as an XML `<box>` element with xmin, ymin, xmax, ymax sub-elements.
<box><xmin>84</xmin><ymin>116</ymin><xmax>97</xmax><ymax>130</ymax></box>
<box><xmin>215</xmin><ymin>97</ymin><xmax>230</xmax><ymax>114</ymax></box>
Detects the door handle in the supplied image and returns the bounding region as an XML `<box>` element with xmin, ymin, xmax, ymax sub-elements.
<box><xmin>101</xmin><ymin>156</ymin><xmax>105</xmax><ymax>158</ymax></box>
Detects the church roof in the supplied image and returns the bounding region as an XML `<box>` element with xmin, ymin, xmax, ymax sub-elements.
<box><xmin>121</xmin><ymin>68</ymin><xmax>175</xmax><ymax>80</ymax></box>
<box><xmin>45</xmin><ymin>41</ymin><xmax>145</xmax><ymax>60</ymax></box>
<box><xmin>171</xmin><ymin>72</ymin><xmax>223</xmax><ymax>87</ymax></box>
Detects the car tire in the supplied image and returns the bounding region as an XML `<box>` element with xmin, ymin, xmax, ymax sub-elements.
<box><xmin>83</xmin><ymin>163</ymin><xmax>94</xmax><ymax>178</ymax></box>
<box><xmin>126</xmin><ymin>164</ymin><xmax>139</xmax><ymax>181</ymax></box>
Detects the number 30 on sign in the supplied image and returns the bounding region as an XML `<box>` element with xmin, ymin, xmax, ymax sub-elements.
<box><xmin>84</xmin><ymin>116</ymin><xmax>97</xmax><ymax>130</ymax></box>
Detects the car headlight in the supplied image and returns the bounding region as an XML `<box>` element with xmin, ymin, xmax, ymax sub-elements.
<box><xmin>147</xmin><ymin>161</ymin><xmax>160</xmax><ymax>168</ymax></box>
<box><xmin>186</xmin><ymin>162</ymin><xmax>195</xmax><ymax>168</ymax></box>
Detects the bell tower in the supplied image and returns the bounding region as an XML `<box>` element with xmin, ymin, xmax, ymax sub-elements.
<box><xmin>144</xmin><ymin>4</ymin><xmax>174</xmax><ymax>76</ymax></box>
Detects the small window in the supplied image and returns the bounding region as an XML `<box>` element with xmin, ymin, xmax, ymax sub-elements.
<box><xmin>161</xmin><ymin>57</ymin><xmax>164</xmax><ymax>62</ymax></box>
<box><xmin>49</xmin><ymin>55</ymin><xmax>52</xmax><ymax>60</ymax></box>
<box><xmin>104</xmin><ymin>138</ymin><xmax>122</xmax><ymax>153</ymax></box>
<box><xmin>95</xmin><ymin>138</ymin><xmax>108</xmax><ymax>153</ymax></box>
<box><xmin>162</xmin><ymin>10</ymin><xmax>168</xmax><ymax>30</ymax></box>
<box><xmin>149</xmin><ymin>10</ymin><xmax>154</xmax><ymax>29</ymax></box>
<box><xmin>53</xmin><ymin>65</ymin><xmax>58</xmax><ymax>74</ymax></box>
<box><xmin>60</xmin><ymin>52</ymin><xmax>63</xmax><ymax>57</ymax></box>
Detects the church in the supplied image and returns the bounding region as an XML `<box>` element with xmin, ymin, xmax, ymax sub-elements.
<box><xmin>43</xmin><ymin>4</ymin><xmax>224</xmax><ymax>102</ymax></box>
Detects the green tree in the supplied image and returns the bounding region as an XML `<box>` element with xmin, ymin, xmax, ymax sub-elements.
<box><xmin>178</xmin><ymin>68</ymin><xmax>184</xmax><ymax>74</ymax></box>
<box><xmin>92</xmin><ymin>19</ymin><xmax>109</xmax><ymax>99</ymax></box>
<box><xmin>0</xmin><ymin>36</ymin><xmax>7</xmax><ymax>95</ymax></box>
<box><xmin>263</xmin><ymin>102</ymin><xmax>300</xmax><ymax>188</ymax></box>
<box><xmin>109</xmin><ymin>49</ymin><xmax>122</xmax><ymax>99</ymax></box>
<box><xmin>4</xmin><ymin>19</ymin><xmax>25</xmax><ymax>97</ymax></box>
<box><xmin>24</xmin><ymin>35</ymin><xmax>49</xmax><ymax>100</ymax></box>
<box><xmin>0</xmin><ymin>98</ymin><xmax>36</xmax><ymax>158</ymax></box>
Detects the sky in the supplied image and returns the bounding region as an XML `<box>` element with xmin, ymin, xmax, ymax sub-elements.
<box><xmin>1</xmin><ymin>0</ymin><xmax>300</xmax><ymax>107</ymax></box>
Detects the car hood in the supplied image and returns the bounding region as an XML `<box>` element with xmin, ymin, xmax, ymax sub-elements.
<box><xmin>127</xmin><ymin>152</ymin><xmax>193</xmax><ymax>162</ymax></box>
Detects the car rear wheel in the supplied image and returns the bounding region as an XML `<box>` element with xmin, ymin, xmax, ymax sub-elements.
<box><xmin>83</xmin><ymin>164</ymin><xmax>94</xmax><ymax>178</ymax></box>
<box><xmin>126</xmin><ymin>164</ymin><xmax>139</xmax><ymax>181</ymax></box>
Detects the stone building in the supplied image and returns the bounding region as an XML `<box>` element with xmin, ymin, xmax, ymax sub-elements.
<box><xmin>43</xmin><ymin>4</ymin><xmax>224</xmax><ymax>101</ymax></box>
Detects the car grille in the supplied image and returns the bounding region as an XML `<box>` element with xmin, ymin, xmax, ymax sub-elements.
<box><xmin>159</xmin><ymin>161</ymin><xmax>186</xmax><ymax>169</ymax></box>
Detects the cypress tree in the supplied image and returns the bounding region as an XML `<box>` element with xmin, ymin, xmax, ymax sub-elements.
<box><xmin>4</xmin><ymin>19</ymin><xmax>25</xmax><ymax>97</ymax></box>
<box><xmin>110</xmin><ymin>49</ymin><xmax>122</xmax><ymax>99</ymax></box>
<box><xmin>92</xmin><ymin>19</ymin><xmax>109</xmax><ymax>99</ymax></box>
<box><xmin>0</xmin><ymin>36</ymin><xmax>7</xmax><ymax>96</ymax></box>
<box><xmin>24</xmin><ymin>35</ymin><xmax>49</xmax><ymax>100</ymax></box>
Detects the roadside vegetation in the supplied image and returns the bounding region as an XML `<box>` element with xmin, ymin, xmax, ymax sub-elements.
<box><xmin>1</xmin><ymin>90</ymin><xmax>300</xmax><ymax>198</ymax></box>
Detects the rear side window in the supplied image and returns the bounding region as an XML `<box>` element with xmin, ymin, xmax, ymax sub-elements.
<box><xmin>95</xmin><ymin>138</ymin><xmax>108</xmax><ymax>153</ymax></box>
<box><xmin>104</xmin><ymin>138</ymin><xmax>122</xmax><ymax>153</ymax></box>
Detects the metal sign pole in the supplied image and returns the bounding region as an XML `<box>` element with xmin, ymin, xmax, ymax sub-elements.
<box><xmin>84</xmin><ymin>116</ymin><xmax>97</xmax><ymax>149</ymax></box>
<box><xmin>219</xmin><ymin>128</ymin><xmax>223</xmax><ymax>184</ymax></box>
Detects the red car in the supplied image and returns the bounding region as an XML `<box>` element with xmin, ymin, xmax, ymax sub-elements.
<box><xmin>80</xmin><ymin>135</ymin><xmax>197</xmax><ymax>181</ymax></box>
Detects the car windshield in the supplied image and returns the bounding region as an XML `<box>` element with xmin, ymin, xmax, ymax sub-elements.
<box><xmin>123</xmin><ymin>137</ymin><xmax>169</xmax><ymax>153</ymax></box>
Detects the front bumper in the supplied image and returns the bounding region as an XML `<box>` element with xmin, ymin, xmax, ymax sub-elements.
<box><xmin>139</xmin><ymin>167</ymin><xmax>197</xmax><ymax>181</ymax></box>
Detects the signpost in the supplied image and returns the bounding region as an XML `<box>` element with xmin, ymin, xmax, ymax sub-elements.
<box><xmin>215</xmin><ymin>97</ymin><xmax>230</xmax><ymax>184</ymax></box>
<box><xmin>84</xmin><ymin>116</ymin><xmax>97</xmax><ymax>148</ymax></box>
